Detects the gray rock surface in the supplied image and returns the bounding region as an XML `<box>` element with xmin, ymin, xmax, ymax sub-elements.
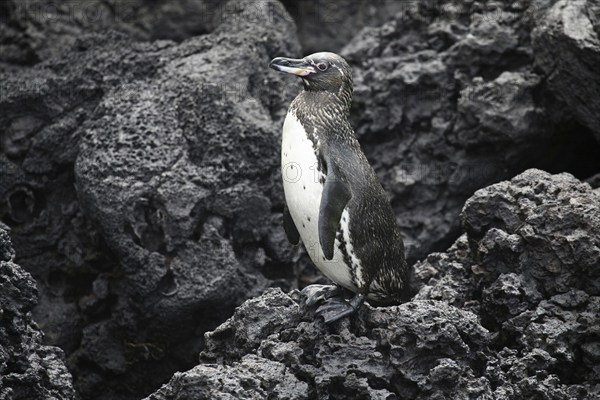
<box><xmin>415</xmin><ymin>169</ymin><xmax>600</xmax><ymax>398</ymax></box>
<box><xmin>0</xmin><ymin>0</ymin><xmax>223</xmax><ymax>72</ymax></box>
<box><xmin>0</xmin><ymin>225</ymin><xmax>75</xmax><ymax>400</ymax></box>
<box><xmin>147</xmin><ymin>354</ymin><xmax>309</xmax><ymax>400</ymax></box>
<box><xmin>340</xmin><ymin>0</ymin><xmax>600</xmax><ymax>262</ymax></box>
<box><xmin>532</xmin><ymin>0</ymin><xmax>600</xmax><ymax>142</ymax></box>
<box><xmin>1</xmin><ymin>1</ymin><xmax>301</xmax><ymax>399</ymax></box>
<box><xmin>461</xmin><ymin>169</ymin><xmax>600</xmax><ymax>297</ymax></box>
<box><xmin>149</xmin><ymin>288</ymin><xmax>491</xmax><ymax>400</ymax></box>
<box><xmin>1</xmin><ymin>0</ymin><xmax>404</xmax><ymax>72</ymax></box>
<box><xmin>280</xmin><ymin>0</ymin><xmax>406</xmax><ymax>53</ymax></box>
<box><xmin>148</xmin><ymin>169</ymin><xmax>599</xmax><ymax>399</ymax></box>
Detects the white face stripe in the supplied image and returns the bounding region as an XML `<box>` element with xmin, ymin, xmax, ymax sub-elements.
<box><xmin>332</xmin><ymin>63</ymin><xmax>344</xmax><ymax>76</ymax></box>
<box><xmin>305</xmin><ymin>57</ymin><xmax>343</xmax><ymax>75</ymax></box>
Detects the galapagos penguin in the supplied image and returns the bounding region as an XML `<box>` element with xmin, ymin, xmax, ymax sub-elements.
<box><xmin>269</xmin><ymin>52</ymin><xmax>410</xmax><ymax>323</ymax></box>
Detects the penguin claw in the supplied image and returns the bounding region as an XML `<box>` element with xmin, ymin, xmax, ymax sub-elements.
<box><xmin>316</xmin><ymin>293</ymin><xmax>365</xmax><ymax>324</ymax></box>
<box><xmin>301</xmin><ymin>284</ymin><xmax>341</xmax><ymax>306</ymax></box>
<box><xmin>316</xmin><ymin>299</ymin><xmax>356</xmax><ymax>324</ymax></box>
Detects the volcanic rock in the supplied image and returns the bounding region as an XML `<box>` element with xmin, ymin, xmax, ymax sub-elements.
<box><xmin>341</xmin><ymin>1</ymin><xmax>600</xmax><ymax>262</ymax></box>
<box><xmin>149</xmin><ymin>288</ymin><xmax>491</xmax><ymax>400</ymax></box>
<box><xmin>0</xmin><ymin>0</ymin><xmax>225</xmax><ymax>72</ymax></box>
<box><xmin>0</xmin><ymin>225</ymin><xmax>75</xmax><ymax>400</ymax></box>
<box><xmin>532</xmin><ymin>0</ymin><xmax>600</xmax><ymax>142</ymax></box>
<box><xmin>280</xmin><ymin>0</ymin><xmax>407</xmax><ymax>53</ymax></box>
<box><xmin>147</xmin><ymin>169</ymin><xmax>600</xmax><ymax>399</ymax></box>
<box><xmin>1</xmin><ymin>0</ymin><xmax>301</xmax><ymax>398</ymax></box>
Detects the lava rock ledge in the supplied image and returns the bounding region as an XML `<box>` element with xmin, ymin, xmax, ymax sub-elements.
<box><xmin>145</xmin><ymin>169</ymin><xmax>600</xmax><ymax>399</ymax></box>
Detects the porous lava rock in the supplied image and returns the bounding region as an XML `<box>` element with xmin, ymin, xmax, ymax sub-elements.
<box><xmin>1</xmin><ymin>1</ymin><xmax>301</xmax><ymax>398</ymax></box>
<box><xmin>341</xmin><ymin>1</ymin><xmax>600</xmax><ymax>262</ymax></box>
<box><xmin>0</xmin><ymin>224</ymin><xmax>75</xmax><ymax>400</ymax></box>
<box><xmin>147</xmin><ymin>169</ymin><xmax>599</xmax><ymax>399</ymax></box>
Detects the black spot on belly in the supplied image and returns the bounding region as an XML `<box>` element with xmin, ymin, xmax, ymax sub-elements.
<box><xmin>307</xmin><ymin>216</ymin><xmax>311</xmax><ymax>222</ymax></box>
<box><xmin>302</xmin><ymin>223</ymin><xmax>306</xmax><ymax>228</ymax></box>
<box><xmin>303</xmin><ymin>185</ymin><xmax>306</xmax><ymax>190</ymax></box>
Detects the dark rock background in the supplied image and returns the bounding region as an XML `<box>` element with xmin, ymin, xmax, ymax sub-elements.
<box><xmin>1</xmin><ymin>0</ymin><xmax>599</xmax><ymax>399</ymax></box>
<box><xmin>0</xmin><ymin>223</ymin><xmax>75</xmax><ymax>399</ymax></box>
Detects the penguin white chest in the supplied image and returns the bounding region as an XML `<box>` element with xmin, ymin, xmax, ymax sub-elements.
<box><xmin>281</xmin><ymin>111</ymin><xmax>359</xmax><ymax>292</ymax></box>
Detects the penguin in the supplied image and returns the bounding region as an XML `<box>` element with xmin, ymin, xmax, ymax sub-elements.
<box><xmin>269</xmin><ymin>52</ymin><xmax>410</xmax><ymax>323</ymax></box>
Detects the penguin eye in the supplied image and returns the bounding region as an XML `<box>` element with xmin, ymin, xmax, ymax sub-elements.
<box><xmin>316</xmin><ymin>62</ymin><xmax>329</xmax><ymax>71</ymax></box>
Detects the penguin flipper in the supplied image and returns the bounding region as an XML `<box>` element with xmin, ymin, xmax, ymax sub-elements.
<box><xmin>283</xmin><ymin>204</ymin><xmax>300</xmax><ymax>245</ymax></box>
<box><xmin>319</xmin><ymin>174</ymin><xmax>351</xmax><ymax>260</ymax></box>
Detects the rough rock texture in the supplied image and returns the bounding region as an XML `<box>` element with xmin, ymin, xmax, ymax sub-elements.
<box><xmin>280</xmin><ymin>0</ymin><xmax>405</xmax><ymax>53</ymax></box>
<box><xmin>0</xmin><ymin>225</ymin><xmax>75</xmax><ymax>400</ymax></box>
<box><xmin>415</xmin><ymin>169</ymin><xmax>600</xmax><ymax>398</ymax></box>
<box><xmin>1</xmin><ymin>0</ymin><xmax>404</xmax><ymax>72</ymax></box>
<box><xmin>462</xmin><ymin>169</ymin><xmax>600</xmax><ymax>298</ymax></box>
<box><xmin>341</xmin><ymin>0</ymin><xmax>600</xmax><ymax>262</ymax></box>
<box><xmin>147</xmin><ymin>169</ymin><xmax>600</xmax><ymax>399</ymax></box>
<box><xmin>148</xmin><ymin>289</ymin><xmax>491</xmax><ymax>400</ymax></box>
<box><xmin>1</xmin><ymin>1</ymin><xmax>301</xmax><ymax>399</ymax></box>
<box><xmin>146</xmin><ymin>354</ymin><xmax>309</xmax><ymax>400</ymax></box>
<box><xmin>0</xmin><ymin>0</ymin><xmax>224</xmax><ymax>72</ymax></box>
<box><xmin>532</xmin><ymin>0</ymin><xmax>600</xmax><ymax>142</ymax></box>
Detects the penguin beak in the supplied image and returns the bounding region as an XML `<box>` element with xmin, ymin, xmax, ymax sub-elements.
<box><xmin>269</xmin><ymin>57</ymin><xmax>315</xmax><ymax>76</ymax></box>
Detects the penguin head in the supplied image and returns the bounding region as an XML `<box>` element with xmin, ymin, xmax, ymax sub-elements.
<box><xmin>270</xmin><ymin>52</ymin><xmax>353</xmax><ymax>98</ymax></box>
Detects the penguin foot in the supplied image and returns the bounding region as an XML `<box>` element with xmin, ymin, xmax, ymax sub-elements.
<box><xmin>316</xmin><ymin>293</ymin><xmax>365</xmax><ymax>324</ymax></box>
<box><xmin>301</xmin><ymin>284</ymin><xmax>342</xmax><ymax>306</ymax></box>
